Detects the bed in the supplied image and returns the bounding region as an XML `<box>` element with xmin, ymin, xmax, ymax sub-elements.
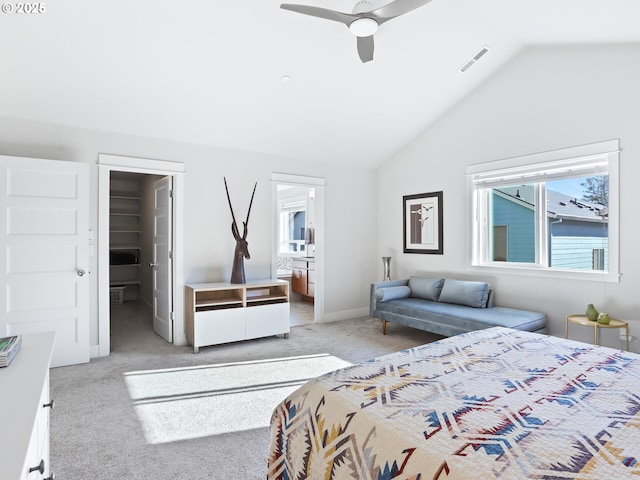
<box><xmin>267</xmin><ymin>327</ymin><xmax>640</xmax><ymax>479</ymax></box>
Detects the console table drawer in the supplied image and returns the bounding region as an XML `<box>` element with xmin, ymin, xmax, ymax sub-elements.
<box><xmin>246</xmin><ymin>303</ymin><xmax>290</xmax><ymax>339</ymax></box>
<box><xmin>194</xmin><ymin>308</ymin><xmax>245</xmax><ymax>346</ymax></box>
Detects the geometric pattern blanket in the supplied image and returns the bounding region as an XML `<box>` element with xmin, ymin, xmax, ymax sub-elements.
<box><xmin>267</xmin><ymin>327</ymin><xmax>640</xmax><ymax>479</ymax></box>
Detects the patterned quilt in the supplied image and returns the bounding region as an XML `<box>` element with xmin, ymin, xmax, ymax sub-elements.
<box><xmin>267</xmin><ymin>327</ymin><xmax>640</xmax><ymax>479</ymax></box>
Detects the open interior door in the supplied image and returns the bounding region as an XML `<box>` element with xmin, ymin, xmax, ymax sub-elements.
<box><xmin>151</xmin><ymin>176</ymin><xmax>173</xmax><ymax>342</ymax></box>
<box><xmin>0</xmin><ymin>155</ymin><xmax>90</xmax><ymax>367</ymax></box>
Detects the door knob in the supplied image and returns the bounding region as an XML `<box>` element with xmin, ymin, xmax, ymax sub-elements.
<box><xmin>77</xmin><ymin>269</ymin><xmax>87</xmax><ymax>277</ymax></box>
<box><xmin>149</xmin><ymin>262</ymin><xmax>157</xmax><ymax>267</ymax></box>
<box><xmin>29</xmin><ymin>459</ymin><xmax>45</xmax><ymax>474</ymax></box>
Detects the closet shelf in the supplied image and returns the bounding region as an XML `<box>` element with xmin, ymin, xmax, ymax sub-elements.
<box><xmin>110</xmin><ymin>226</ymin><xmax>141</xmax><ymax>233</ymax></box>
<box><xmin>110</xmin><ymin>244</ymin><xmax>142</xmax><ymax>250</ymax></box>
<box><xmin>110</xmin><ymin>208</ymin><xmax>141</xmax><ymax>216</ymax></box>
<box><xmin>110</xmin><ymin>191</ymin><xmax>141</xmax><ymax>199</ymax></box>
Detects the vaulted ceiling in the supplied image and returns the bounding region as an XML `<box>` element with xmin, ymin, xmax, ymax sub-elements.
<box><xmin>1</xmin><ymin>0</ymin><xmax>639</xmax><ymax>167</ymax></box>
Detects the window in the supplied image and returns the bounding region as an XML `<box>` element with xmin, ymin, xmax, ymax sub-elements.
<box><xmin>276</xmin><ymin>185</ymin><xmax>316</xmax><ymax>256</ymax></box>
<box><xmin>467</xmin><ymin>140</ymin><xmax>619</xmax><ymax>281</ymax></box>
<box><xmin>279</xmin><ymin>200</ymin><xmax>307</xmax><ymax>254</ymax></box>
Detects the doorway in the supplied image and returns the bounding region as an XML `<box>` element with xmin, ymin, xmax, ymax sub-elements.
<box><xmin>108</xmin><ymin>171</ymin><xmax>168</xmax><ymax>348</ymax></box>
<box><xmin>98</xmin><ymin>154</ymin><xmax>185</xmax><ymax>358</ymax></box>
<box><xmin>271</xmin><ymin>173</ymin><xmax>325</xmax><ymax>325</ymax></box>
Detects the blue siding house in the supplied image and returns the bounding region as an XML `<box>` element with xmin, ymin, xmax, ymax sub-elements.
<box><xmin>491</xmin><ymin>186</ymin><xmax>608</xmax><ymax>269</ymax></box>
<box><xmin>492</xmin><ymin>191</ymin><xmax>535</xmax><ymax>263</ymax></box>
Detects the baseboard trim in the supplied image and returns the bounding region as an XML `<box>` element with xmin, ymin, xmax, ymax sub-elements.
<box><xmin>90</xmin><ymin>344</ymin><xmax>101</xmax><ymax>359</ymax></box>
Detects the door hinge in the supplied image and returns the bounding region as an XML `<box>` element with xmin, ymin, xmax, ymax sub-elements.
<box><xmin>169</xmin><ymin>189</ymin><xmax>174</xmax><ymax>198</ymax></box>
<box><xmin>169</xmin><ymin>250</ymin><xmax>173</xmax><ymax>260</ymax></box>
<box><xmin>170</xmin><ymin>312</ymin><xmax>175</xmax><ymax>321</ymax></box>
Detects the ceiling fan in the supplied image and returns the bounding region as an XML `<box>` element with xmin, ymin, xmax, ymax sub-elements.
<box><xmin>280</xmin><ymin>0</ymin><xmax>433</xmax><ymax>63</ymax></box>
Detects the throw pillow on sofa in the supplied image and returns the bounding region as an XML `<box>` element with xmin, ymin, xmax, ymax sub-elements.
<box><xmin>408</xmin><ymin>277</ymin><xmax>445</xmax><ymax>301</ymax></box>
<box><xmin>375</xmin><ymin>286</ymin><xmax>412</xmax><ymax>302</ymax></box>
<box><xmin>439</xmin><ymin>279</ymin><xmax>491</xmax><ymax>308</ymax></box>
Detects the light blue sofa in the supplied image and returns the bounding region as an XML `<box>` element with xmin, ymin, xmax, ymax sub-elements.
<box><xmin>370</xmin><ymin>276</ymin><xmax>547</xmax><ymax>337</ymax></box>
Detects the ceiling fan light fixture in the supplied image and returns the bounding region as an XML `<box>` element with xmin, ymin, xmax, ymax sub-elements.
<box><xmin>349</xmin><ymin>17</ymin><xmax>378</xmax><ymax>37</ymax></box>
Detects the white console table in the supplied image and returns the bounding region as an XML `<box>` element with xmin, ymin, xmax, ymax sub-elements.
<box><xmin>0</xmin><ymin>332</ymin><xmax>55</xmax><ymax>480</ymax></box>
<box><xmin>185</xmin><ymin>279</ymin><xmax>290</xmax><ymax>352</ymax></box>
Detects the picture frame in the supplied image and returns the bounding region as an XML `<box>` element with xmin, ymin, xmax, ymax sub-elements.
<box><xmin>403</xmin><ymin>191</ymin><xmax>443</xmax><ymax>254</ymax></box>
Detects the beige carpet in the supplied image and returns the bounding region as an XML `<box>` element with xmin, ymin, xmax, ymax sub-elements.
<box><xmin>50</xmin><ymin>301</ymin><xmax>441</xmax><ymax>479</ymax></box>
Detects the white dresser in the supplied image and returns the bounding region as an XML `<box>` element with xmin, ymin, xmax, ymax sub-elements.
<box><xmin>0</xmin><ymin>332</ymin><xmax>55</xmax><ymax>480</ymax></box>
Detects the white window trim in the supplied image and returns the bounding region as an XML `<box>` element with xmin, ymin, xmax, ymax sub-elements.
<box><xmin>465</xmin><ymin>140</ymin><xmax>620</xmax><ymax>283</ymax></box>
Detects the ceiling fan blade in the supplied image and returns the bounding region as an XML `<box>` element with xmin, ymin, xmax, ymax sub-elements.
<box><xmin>357</xmin><ymin>35</ymin><xmax>374</xmax><ymax>63</ymax></box>
<box><xmin>280</xmin><ymin>4</ymin><xmax>355</xmax><ymax>26</ymax></box>
<box><xmin>370</xmin><ymin>0</ymin><xmax>432</xmax><ymax>20</ymax></box>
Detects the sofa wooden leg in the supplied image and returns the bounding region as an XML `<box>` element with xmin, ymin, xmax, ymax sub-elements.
<box><xmin>382</xmin><ymin>320</ymin><xmax>387</xmax><ymax>335</ymax></box>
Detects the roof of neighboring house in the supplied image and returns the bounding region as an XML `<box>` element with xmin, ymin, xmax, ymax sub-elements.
<box><xmin>495</xmin><ymin>185</ymin><xmax>607</xmax><ymax>222</ymax></box>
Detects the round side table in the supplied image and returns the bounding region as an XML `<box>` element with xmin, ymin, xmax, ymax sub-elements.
<box><xmin>565</xmin><ymin>314</ymin><xmax>629</xmax><ymax>350</ymax></box>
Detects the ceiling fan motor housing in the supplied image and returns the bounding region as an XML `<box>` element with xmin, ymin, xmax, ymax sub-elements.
<box><xmin>350</xmin><ymin>0</ymin><xmax>386</xmax><ymax>37</ymax></box>
<box><xmin>351</xmin><ymin>0</ymin><xmax>387</xmax><ymax>14</ymax></box>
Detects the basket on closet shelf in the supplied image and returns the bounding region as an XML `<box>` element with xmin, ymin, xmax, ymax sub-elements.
<box><xmin>110</xmin><ymin>286</ymin><xmax>126</xmax><ymax>304</ymax></box>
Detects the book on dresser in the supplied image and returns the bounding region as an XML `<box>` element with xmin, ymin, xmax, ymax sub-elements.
<box><xmin>0</xmin><ymin>335</ymin><xmax>22</xmax><ymax>367</ymax></box>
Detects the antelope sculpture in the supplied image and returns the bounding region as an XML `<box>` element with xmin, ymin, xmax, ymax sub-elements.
<box><xmin>224</xmin><ymin>177</ymin><xmax>257</xmax><ymax>284</ymax></box>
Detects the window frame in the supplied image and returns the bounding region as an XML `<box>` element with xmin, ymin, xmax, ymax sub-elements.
<box><xmin>466</xmin><ymin>140</ymin><xmax>620</xmax><ymax>283</ymax></box>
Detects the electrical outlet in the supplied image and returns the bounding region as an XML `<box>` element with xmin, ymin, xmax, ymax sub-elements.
<box><xmin>619</xmin><ymin>334</ymin><xmax>640</xmax><ymax>353</ymax></box>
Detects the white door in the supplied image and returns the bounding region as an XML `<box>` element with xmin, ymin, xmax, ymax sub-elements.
<box><xmin>151</xmin><ymin>176</ymin><xmax>173</xmax><ymax>342</ymax></box>
<box><xmin>0</xmin><ymin>156</ymin><xmax>90</xmax><ymax>367</ymax></box>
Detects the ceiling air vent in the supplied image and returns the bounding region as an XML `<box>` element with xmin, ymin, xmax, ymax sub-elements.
<box><xmin>459</xmin><ymin>46</ymin><xmax>491</xmax><ymax>73</ymax></box>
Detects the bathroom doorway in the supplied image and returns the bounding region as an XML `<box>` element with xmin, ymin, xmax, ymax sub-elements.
<box><xmin>271</xmin><ymin>173</ymin><xmax>325</xmax><ymax>325</ymax></box>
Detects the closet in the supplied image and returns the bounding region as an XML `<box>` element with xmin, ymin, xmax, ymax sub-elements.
<box><xmin>109</xmin><ymin>173</ymin><xmax>142</xmax><ymax>302</ymax></box>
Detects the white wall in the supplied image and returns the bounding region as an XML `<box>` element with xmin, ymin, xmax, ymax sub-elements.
<box><xmin>0</xmin><ymin>117</ymin><xmax>378</xmax><ymax>349</ymax></box>
<box><xmin>377</xmin><ymin>43</ymin><xmax>640</xmax><ymax>349</ymax></box>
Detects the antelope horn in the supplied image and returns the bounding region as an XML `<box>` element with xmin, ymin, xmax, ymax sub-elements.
<box><xmin>231</xmin><ymin>222</ymin><xmax>241</xmax><ymax>240</ymax></box>
<box><xmin>243</xmin><ymin>182</ymin><xmax>257</xmax><ymax>239</ymax></box>
<box><xmin>224</xmin><ymin>177</ymin><xmax>239</xmax><ymax>229</ymax></box>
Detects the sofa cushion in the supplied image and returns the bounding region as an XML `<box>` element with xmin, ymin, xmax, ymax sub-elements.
<box><xmin>375</xmin><ymin>286</ymin><xmax>411</xmax><ymax>302</ymax></box>
<box><xmin>374</xmin><ymin>298</ymin><xmax>547</xmax><ymax>334</ymax></box>
<box><xmin>408</xmin><ymin>277</ymin><xmax>444</xmax><ymax>301</ymax></box>
<box><xmin>439</xmin><ymin>279</ymin><xmax>491</xmax><ymax>308</ymax></box>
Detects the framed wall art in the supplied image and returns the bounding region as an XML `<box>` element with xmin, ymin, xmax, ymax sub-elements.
<box><xmin>403</xmin><ymin>191</ymin><xmax>443</xmax><ymax>254</ymax></box>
